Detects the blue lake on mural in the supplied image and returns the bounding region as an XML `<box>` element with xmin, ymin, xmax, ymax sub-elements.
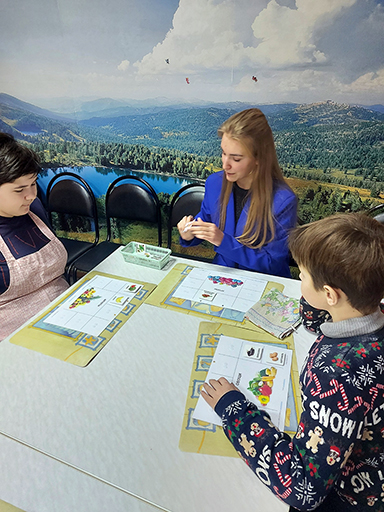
<box><xmin>37</xmin><ymin>166</ymin><xmax>199</xmax><ymax>199</ymax></box>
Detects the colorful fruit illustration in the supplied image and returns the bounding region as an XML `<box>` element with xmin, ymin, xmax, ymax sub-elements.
<box><xmin>247</xmin><ymin>367</ymin><xmax>277</xmax><ymax>406</ymax></box>
<box><xmin>69</xmin><ymin>288</ymin><xmax>101</xmax><ymax>309</ymax></box>
<box><xmin>208</xmin><ymin>275</ymin><xmax>243</xmax><ymax>287</ymax></box>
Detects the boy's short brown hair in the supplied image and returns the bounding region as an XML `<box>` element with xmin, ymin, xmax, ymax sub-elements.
<box><xmin>289</xmin><ymin>213</ymin><xmax>384</xmax><ymax>315</ymax></box>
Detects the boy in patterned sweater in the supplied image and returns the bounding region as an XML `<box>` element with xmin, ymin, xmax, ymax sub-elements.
<box><xmin>201</xmin><ymin>213</ymin><xmax>384</xmax><ymax>511</ymax></box>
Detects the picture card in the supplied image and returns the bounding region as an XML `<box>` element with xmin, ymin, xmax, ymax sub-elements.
<box><xmin>173</xmin><ymin>267</ymin><xmax>267</xmax><ymax>314</ymax></box>
<box><xmin>193</xmin><ymin>335</ymin><xmax>292</xmax><ymax>430</ymax></box>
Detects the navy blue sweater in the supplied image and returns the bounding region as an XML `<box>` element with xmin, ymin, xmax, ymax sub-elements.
<box><xmin>215</xmin><ymin>310</ymin><xmax>384</xmax><ymax>511</ymax></box>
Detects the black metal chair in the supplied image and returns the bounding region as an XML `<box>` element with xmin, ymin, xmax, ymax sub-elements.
<box><xmin>46</xmin><ymin>172</ymin><xmax>99</xmax><ymax>279</ymax></box>
<box><xmin>367</xmin><ymin>204</ymin><xmax>384</xmax><ymax>224</ymax></box>
<box><xmin>71</xmin><ymin>175</ymin><xmax>162</xmax><ymax>281</ymax></box>
<box><xmin>167</xmin><ymin>183</ymin><xmax>213</xmax><ymax>261</ymax></box>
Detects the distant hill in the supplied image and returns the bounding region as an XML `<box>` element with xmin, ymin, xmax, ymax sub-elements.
<box><xmin>0</xmin><ymin>99</ymin><xmax>118</xmax><ymax>143</ymax></box>
<box><xmin>13</xmin><ymin>93</ymin><xmax>297</xmax><ymax>121</ymax></box>
<box><xmin>359</xmin><ymin>104</ymin><xmax>384</xmax><ymax>114</ymax></box>
<box><xmin>0</xmin><ymin>93</ymin><xmax>74</xmax><ymax>122</ymax></box>
<box><xmin>50</xmin><ymin>98</ymin><xmax>298</xmax><ymax>121</ymax></box>
<box><xmin>268</xmin><ymin>100</ymin><xmax>384</xmax><ymax>131</ymax></box>
<box><xmin>79</xmin><ymin>99</ymin><xmax>384</xmax><ymax>135</ymax></box>
<box><xmin>0</xmin><ymin>102</ymin><xmax>84</xmax><ymax>141</ymax></box>
<box><xmin>79</xmin><ymin>107</ymin><xmax>235</xmax><ymax>153</ymax></box>
<box><xmin>77</xmin><ymin>100</ymin><xmax>384</xmax><ymax>156</ymax></box>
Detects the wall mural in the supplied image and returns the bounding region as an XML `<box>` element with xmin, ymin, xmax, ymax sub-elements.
<box><xmin>0</xmin><ymin>0</ymin><xmax>383</xmax><ymax>247</ymax></box>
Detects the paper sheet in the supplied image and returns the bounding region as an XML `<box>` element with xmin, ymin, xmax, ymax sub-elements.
<box><xmin>173</xmin><ymin>267</ymin><xmax>267</xmax><ymax>314</ymax></box>
<box><xmin>43</xmin><ymin>275</ymin><xmax>143</xmax><ymax>337</ymax></box>
<box><xmin>193</xmin><ymin>335</ymin><xmax>292</xmax><ymax>430</ymax></box>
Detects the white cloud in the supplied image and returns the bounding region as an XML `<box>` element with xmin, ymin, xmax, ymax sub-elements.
<box><xmin>4</xmin><ymin>0</ymin><xmax>381</xmax><ymax>105</ymax></box>
<box><xmin>234</xmin><ymin>69</ymin><xmax>330</xmax><ymax>103</ymax></box>
<box><xmin>276</xmin><ymin>69</ymin><xmax>334</xmax><ymax>93</ymax></box>
<box><xmin>364</xmin><ymin>2</ymin><xmax>384</xmax><ymax>31</ymax></box>
<box><xmin>134</xmin><ymin>0</ymin><xmax>258</xmax><ymax>75</ymax></box>
<box><xmin>286</xmin><ymin>67</ymin><xmax>384</xmax><ymax>104</ymax></box>
<box><xmin>134</xmin><ymin>0</ymin><xmax>359</xmax><ymax>76</ymax></box>
<box><xmin>234</xmin><ymin>67</ymin><xmax>384</xmax><ymax>105</ymax></box>
<box><xmin>117</xmin><ymin>60</ymin><xmax>130</xmax><ymax>71</ymax></box>
<box><xmin>340</xmin><ymin>68</ymin><xmax>384</xmax><ymax>95</ymax></box>
<box><xmin>247</xmin><ymin>0</ymin><xmax>357</xmax><ymax>67</ymax></box>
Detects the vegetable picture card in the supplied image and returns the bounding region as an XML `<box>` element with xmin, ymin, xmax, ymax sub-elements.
<box><xmin>193</xmin><ymin>335</ymin><xmax>292</xmax><ymax>430</ymax></box>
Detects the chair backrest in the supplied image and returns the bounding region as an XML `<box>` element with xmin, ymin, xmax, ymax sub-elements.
<box><xmin>105</xmin><ymin>176</ymin><xmax>162</xmax><ymax>246</ymax></box>
<box><xmin>167</xmin><ymin>183</ymin><xmax>205</xmax><ymax>249</ymax></box>
<box><xmin>374</xmin><ymin>213</ymin><xmax>384</xmax><ymax>224</ymax></box>
<box><xmin>367</xmin><ymin>204</ymin><xmax>384</xmax><ymax>225</ymax></box>
<box><xmin>46</xmin><ymin>171</ymin><xmax>99</xmax><ymax>244</ymax></box>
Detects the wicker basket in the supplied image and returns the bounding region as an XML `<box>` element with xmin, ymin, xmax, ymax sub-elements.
<box><xmin>121</xmin><ymin>242</ymin><xmax>171</xmax><ymax>270</ymax></box>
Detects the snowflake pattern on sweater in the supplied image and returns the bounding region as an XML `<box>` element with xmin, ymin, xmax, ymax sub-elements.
<box><xmin>215</xmin><ymin>313</ymin><xmax>384</xmax><ymax>511</ymax></box>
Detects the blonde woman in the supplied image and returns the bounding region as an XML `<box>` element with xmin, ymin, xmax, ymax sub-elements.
<box><xmin>177</xmin><ymin>108</ymin><xmax>297</xmax><ymax>277</ymax></box>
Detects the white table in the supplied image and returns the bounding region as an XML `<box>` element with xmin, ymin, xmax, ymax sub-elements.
<box><xmin>0</xmin><ymin>251</ymin><xmax>316</xmax><ymax>512</ymax></box>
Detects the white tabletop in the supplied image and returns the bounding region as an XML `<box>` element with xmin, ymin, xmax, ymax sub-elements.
<box><xmin>0</xmin><ymin>250</ymin><xmax>316</xmax><ymax>512</ymax></box>
<box><xmin>0</xmin><ymin>434</ymin><xmax>171</xmax><ymax>512</ymax></box>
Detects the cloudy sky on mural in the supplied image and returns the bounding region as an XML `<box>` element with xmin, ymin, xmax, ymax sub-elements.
<box><xmin>1</xmin><ymin>0</ymin><xmax>383</xmax><ymax>107</ymax></box>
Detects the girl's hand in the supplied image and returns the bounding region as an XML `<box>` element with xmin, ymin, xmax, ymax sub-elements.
<box><xmin>177</xmin><ymin>215</ymin><xmax>195</xmax><ymax>241</ymax></box>
<box><xmin>188</xmin><ymin>218</ymin><xmax>224</xmax><ymax>246</ymax></box>
<box><xmin>201</xmin><ymin>377</ymin><xmax>239</xmax><ymax>409</ymax></box>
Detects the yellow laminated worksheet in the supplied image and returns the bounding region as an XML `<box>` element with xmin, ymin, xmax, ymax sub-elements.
<box><xmin>10</xmin><ymin>271</ymin><xmax>156</xmax><ymax>367</ymax></box>
<box><xmin>146</xmin><ymin>263</ymin><xmax>284</xmax><ymax>328</ymax></box>
<box><xmin>179</xmin><ymin>322</ymin><xmax>302</xmax><ymax>456</ymax></box>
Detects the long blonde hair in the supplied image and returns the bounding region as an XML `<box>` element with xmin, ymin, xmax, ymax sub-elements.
<box><xmin>217</xmin><ymin>108</ymin><xmax>291</xmax><ymax>249</ymax></box>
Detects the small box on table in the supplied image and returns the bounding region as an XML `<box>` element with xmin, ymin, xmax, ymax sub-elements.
<box><xmin>121</xmin><ymin>242</ymin><xmax>171</xmax><ymax>270</ymax></box>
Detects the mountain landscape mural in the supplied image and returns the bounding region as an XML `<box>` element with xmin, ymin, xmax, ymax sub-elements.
<box><xmin>1</xmin><ymin>0</ymin><xmax>383</xmax><ymax>232</ymax></box>
<box><xmin>1</xmin><ymin>92</ymin><xmax>383</xmax><ymax>233</ymax></box>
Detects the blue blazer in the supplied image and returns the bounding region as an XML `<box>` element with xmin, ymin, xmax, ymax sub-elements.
<box><xmin>180</xmin><ymin>171</ymin><xmax>297</xmax><ymax>277</ymax></box>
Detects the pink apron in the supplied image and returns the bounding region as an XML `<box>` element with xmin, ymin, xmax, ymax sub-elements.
<box><xmin>0</xmin><ymin>211</ymin><xmax>69</xmax><ymax>340</ymax></box>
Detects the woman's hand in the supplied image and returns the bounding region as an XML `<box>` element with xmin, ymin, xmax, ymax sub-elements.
<box><xmin>201</xmin><ymin>377</ymin><xmax>239</xmax><ymax>409</ymax></box>
<box><xmin>177</xmin><ymin>215</ymin><xmax>195</xmax><ymax>241</ymax></box>
<box><xmin>188</xmin><ymin>218</ymin><xmax>224</xmax><ymax>246</ymax></box>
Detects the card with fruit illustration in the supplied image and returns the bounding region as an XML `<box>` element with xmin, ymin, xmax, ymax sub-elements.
<box><xmin>193</xmin><ymin>335</ymin><xmax>292</xmax><ymax>430</ymax></box>
<box><xmin>43</xmin><ymin>275</ymin><xmax>145</xmax><ymax>337</ymax></box>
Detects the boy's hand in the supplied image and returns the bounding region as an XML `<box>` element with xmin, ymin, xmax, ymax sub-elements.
<box><xmin>201</xmin><ymin>377</ymin><xmax>239</xmax><ymax>409</ymax></box>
